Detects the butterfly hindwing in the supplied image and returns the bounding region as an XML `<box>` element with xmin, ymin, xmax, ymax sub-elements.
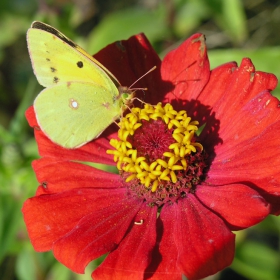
<box><xmin>34</xmin><ymin>82</ymin><xmax>121</xmax><ymax>148</ymax></box>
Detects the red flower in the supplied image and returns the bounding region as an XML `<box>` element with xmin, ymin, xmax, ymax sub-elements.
<box><xmin>22</xmin><ymin>33</ymin><xmax>280</xmax><ymax>280</ymax></box>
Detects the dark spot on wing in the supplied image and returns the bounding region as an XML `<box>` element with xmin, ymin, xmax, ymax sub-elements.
<box><xmin>77</xmin><ymin>61</ymin><xmax>83</xmax><ymax>68</ymax></box>
<box><xmin>32</xmin><ymin>21</ymin><xmax>77</xmax><ymax>48</ymax></box>
<box><xmin>50</xmin><ymin>67</ymin><xmax>56</xmax><ymax>72</ymax></box>
<box><xmin>54</xmin><ymin>77</ymin><xmax>59</xmax><ymax>83</ymax></box>
<box><xmin>46</xmin><ymin>58</ymin><xmax>50</xmax><ymax>61</ymax></box>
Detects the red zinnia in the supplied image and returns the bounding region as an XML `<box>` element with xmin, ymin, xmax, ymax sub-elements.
<box><xmin>22</xmin><ymin>33</ymin><xmax>280</xmax><ymax>280</ymax></box>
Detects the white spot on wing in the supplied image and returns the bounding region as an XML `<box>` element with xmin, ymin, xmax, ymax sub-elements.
<box><xmin>69</xmin><ymin>98</ymin><xmax>79</xmax><ymax>109</ymax></box>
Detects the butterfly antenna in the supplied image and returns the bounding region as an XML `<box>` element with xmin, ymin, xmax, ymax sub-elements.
<box><xmin>131</xmin><ymin>97</ymin><xmax>148</xmax><ymax>105</ymax></box>
<box><xmin>129</xmin><ymin>66</ymin><xmax>157</xmax><ymax>90</ymax></box>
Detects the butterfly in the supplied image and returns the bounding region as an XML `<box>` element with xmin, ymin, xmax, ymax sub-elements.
<box><xmin>27</xmin><ymin>21</ymin><xmax>136</xmax><ymax>149</ymax></box>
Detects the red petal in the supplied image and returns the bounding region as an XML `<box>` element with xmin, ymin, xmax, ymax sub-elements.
<box><xmin>207</xmin><ymin>119</ymin><xmax>280</xmax><ymax>195</ymax></box>
<box><xmin>208</xmin><ymin>58</ymin><xmax>277</xmax><ymax>126</ymax></box>
<box><xmin>22</xmin><ymin>188</ymin><xmax>127</xmax><ymax>251</ymax></box>
<box><xmin>261</xmin><ymin>193</ymin><xmax>280</xmax><ymax>215</ymax></box>
<box><xmin>94</xmin><ymin>33</ymin><xmax>162</xmax><ymax>105</ymax></box>
<box><xmin>26</xmin><ymin>106</ymin><xmax>39</xmax><ymax>128</ymax></box>
<box><xmin>195</xmin><ymin>62</ymin><xmax>237</xmax><ymax>109</ymax></box>
<box><xmin>215</xmin><ymin>98</ymin><xmax>280</xmax><ymax>152</ymax></box>
<box><xmin>32</xmin><ymin>157</ymin><xmax>120</xmax><ymax>195</ymax></box>
<box><xmin>195</xmin><ymin>58</ymin><xmax>277</xmax><ymax>149</ymax></box>
<box><xmin>144</xmin><ymin>206</ymin><xmax>182</xmax><ymax>280</ymax></box>
<box><xmin>175</xmin><ymin>196</ymin><xmax>235</xmax><ymax>280</ymax></box>
<box><xmin>161</xmin><ymin>33</ymin><xmax>210</xmax><ymax>106</ymax></box>
<box><xmin>204</xmin><ymin>87</ymin><xmax>280</xmax><ymax>198</ymax></box>
<box><xmin>92</xmin><ymin>204</ymin><xmax>157</xmax><ymax>280</ymax></box>
<box><xmin>53</xmin><ymin>197</ymin><xmax>142</xmax><ymax>273</ymax></box>
<box><xmin>144</xmin><ymin>196</ymin><xmax>235</xmax><ymax>280</ymax></box>
<box><xmin>197</xmin><ymin>59</ymin><xmax>278</xmax><ymax>152</ymax></box>
<box><xmin>195</xmin><ymin>184</ymin><xmax>270</xmax><ymax>229</ymax></box>
<box><xmin>217</xmin><ymin>91</ymin><xmax>280</xmax><ymax>147</ymax></box>
<box><xmin>187</xmin><ymin>62</ymin><xmax>237</xmax><ymax>151</ymax></box>
<box><xmin>25</xmin><ymin>106</ymin><xmax>116</xmax><ymax>165</ymax></box>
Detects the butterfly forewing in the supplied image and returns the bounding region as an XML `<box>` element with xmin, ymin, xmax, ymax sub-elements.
<box><xmin>30</xmin><ymin>21</ymin><xmax>121</xmax><ymax>85</ymax></box>
<box><xmin>27</xmin><ymin>28</ymin><xmax>117</xmax><ymax>96</ymax></box>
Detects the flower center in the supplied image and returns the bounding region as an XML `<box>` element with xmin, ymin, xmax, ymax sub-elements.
<box><xmin>107</xmin><ymin>103</ymin><xmax>207</xmax><ymax>205</ymax></box>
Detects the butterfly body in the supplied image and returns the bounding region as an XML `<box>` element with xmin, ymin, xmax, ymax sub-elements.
<box><xmin>27</xmin><ymin>21</ymin><xmax>133</xmax><ymax>148</ymax></box>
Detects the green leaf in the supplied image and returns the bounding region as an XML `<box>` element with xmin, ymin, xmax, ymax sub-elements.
<box><xmin>0</xmin><ymin>194</ymin><xmax>22</xmax><ymax>262</ymax></box>
<box><xmin>16</xmin><ymin>247</ymin><xmax>37</xmax><ymax>280</ymax></box>
<box><xmin>174</xmin><ymin>0</ymin><xmax>211</xmax><ymax>37</ymax></box>
<box><xmin>87</xmin><ymin>7</ymin><xmax>167</xmax><ymax>54</ymax></box>
<box><xmin>45</xmin><ymin>261</ymin><xmax>72</xmax><ymax>280</ymax></box>
<box><xmin>221</xmin><ymin>0</ymin><xmax>247</xmax><ymax>44</ymax></box>
<box><xmin>232</xmin><ymin>241</ymin><xmax>280</xmax><ymax>280</ymax></box>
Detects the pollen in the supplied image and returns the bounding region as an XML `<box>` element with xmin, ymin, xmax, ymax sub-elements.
<box><xmin>107</xmin><ymin>103</ymin><xmax>203</xmax><ymax>192</ymax></box>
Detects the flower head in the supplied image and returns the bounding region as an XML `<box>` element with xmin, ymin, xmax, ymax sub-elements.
<box><xmin>23</xmin><ymin>33</ymin><xmax>280</xmax><ymax>280</ymax></box>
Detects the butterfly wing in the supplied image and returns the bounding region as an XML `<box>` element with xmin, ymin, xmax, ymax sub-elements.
<box><xmin>27</xmin><ymin>22</ymin><xmax>119</xmax><ymax>94</ymax></box>
<box><xmin>27</xmin><ymin>21</ymin><xmax>126</xmax><ymax>148</ymax></box>
<box><xmin>34</xmin><ymin>82</ymin><xmax>121</xmax><ymax>148</ymax></box>
<box><xmin>30</xmin><ymin>21</ymin><xmax>121</xmax><ymax>85</ymax></box>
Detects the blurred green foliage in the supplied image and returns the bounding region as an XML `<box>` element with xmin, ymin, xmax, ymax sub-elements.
<box><xmin>1</xmin><ymin>0</ymin><xmax>280</xmax><ymax>279</ymax></box>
